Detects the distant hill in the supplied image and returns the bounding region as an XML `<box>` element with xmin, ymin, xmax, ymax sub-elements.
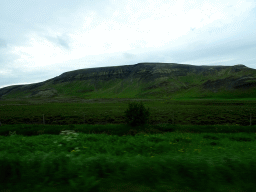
<box><xmin>1</xmin><ymin>62</ymin><xmax>256</xmax><ymax>101</ymax></box>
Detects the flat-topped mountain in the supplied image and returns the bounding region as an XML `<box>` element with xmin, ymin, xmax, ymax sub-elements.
<box><xmin>0</xmin><ymin>62</ymin><xmax>256</xmax><ymax>100</ymax></box>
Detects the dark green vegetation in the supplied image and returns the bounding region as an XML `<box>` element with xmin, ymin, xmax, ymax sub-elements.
<box><xmin>0</xmin><ymin>97</ymin><xmax>255</xmax><ymax>127</ymax></box>
<box><xmin>1</xmin><ymin>63</ymin><xmax>256</xmax><ymax>100</ymax></box>
<box><xmin>1</xmin><ymin>97</ymin><xmax>256</xmax><ymax>192</ymax></box>
<box><xmin>1</xmin><ymin>63</ymin><xmax>256</xmax><ymax>191</ymax></box>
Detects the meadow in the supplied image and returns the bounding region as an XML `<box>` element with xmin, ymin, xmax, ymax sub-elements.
<box><xmin>0</xmin><ymin>97</ymin><xmax>256</xmax><ymax>192</ymax></box>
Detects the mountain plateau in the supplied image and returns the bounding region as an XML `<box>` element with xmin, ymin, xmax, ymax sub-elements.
<box><xmin>1</xmin><ymin>62</ymin><xmax>256</xmax><ymax>101</ymax></box>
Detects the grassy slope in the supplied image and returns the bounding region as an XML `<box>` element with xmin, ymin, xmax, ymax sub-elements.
<box><xmin>1</xmin><ymin>82</ymin><xmax>256</xmax><ymax>191</ymax></box>
<box><xmin>2</xmin><ymin>63</ymin><xmax>256</xmax><ymax>101</ymax></box>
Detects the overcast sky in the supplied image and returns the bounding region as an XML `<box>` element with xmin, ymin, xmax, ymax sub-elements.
<box><xmin>1</xmin><ymin>0</ymin><xmax>256</xmax><ymax>89</ymax></box>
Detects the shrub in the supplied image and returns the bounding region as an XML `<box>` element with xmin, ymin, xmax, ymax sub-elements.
<box><xmin>124</xmin><ymin>100</ymin><xmax>151</xmax><ymax>128</ymax></box>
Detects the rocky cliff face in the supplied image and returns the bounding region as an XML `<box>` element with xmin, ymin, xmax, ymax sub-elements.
<box><xmin>0</xmin><ymin>62</ymin><xmax>256</xmax><ymax>100</ymax></box>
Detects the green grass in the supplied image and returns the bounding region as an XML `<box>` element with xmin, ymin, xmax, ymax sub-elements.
<box><xmin>1</xmin><ymin>97</ymin><xmax>256</xmax><ymax>191</ymax></box>
<box><xmin>3</xmin><ymin>62</ymin><xmax>256</xmax><ymax>101</ymax></box>
<box><xmin>0</xmin><ymin>97</ymin><xmax>255</xmax><ymax>127</ymax></box>
<box><xmin>1</xmin><ymin>124</ymin><xmax>256</xmax><ymax>192</ymax></box>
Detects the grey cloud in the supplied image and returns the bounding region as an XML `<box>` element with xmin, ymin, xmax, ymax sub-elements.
<box><xmin>0</xmin><ymin>38</ymin><xmax>7</xmax><ymax>48</ymax></box>
<box><xmin>123</xmin><ymin>53</ymin><xmax>136</xmax><ymax>59</ymax></box>
<box><xmin>57</xmin><ymin>36</ymin><xmax>70</xmax><ymax>49</ymax></box>
<box><xmin>45</xmin><ymin>34</ymin><xmax>70</xmax><ymax>49</ymax></box>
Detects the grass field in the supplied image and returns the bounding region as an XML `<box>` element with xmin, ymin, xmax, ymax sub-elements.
<box><xmin>0</xmin><ymin>97</ymin><xmax>255</xmax><ymax>126</ymax></box>
<box><xmin>0</xmin><ymin>97</ymin><xmax>256</xmax><ymax>192</ymax></box>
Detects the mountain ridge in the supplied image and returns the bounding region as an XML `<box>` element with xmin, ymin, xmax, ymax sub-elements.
<box><xmin>1</xmin><ymin>62</ymin><xmax>256</xmax><ymax>101</ymax></box>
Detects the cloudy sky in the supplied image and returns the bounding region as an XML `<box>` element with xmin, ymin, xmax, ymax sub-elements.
<box><xmin>1</xmin><ymin>0</ymin><xmax>256</xmax><ymax>89</ymax></box>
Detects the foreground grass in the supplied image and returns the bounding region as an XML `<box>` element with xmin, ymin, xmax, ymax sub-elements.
<box><xmin>1</xmin><ymin>123</ymin><xmax>256</xmax><ymax>192</ymax></box>
<box><xmin>1</xmin><ymin>97</ymin><xmax>256</xmax><ymax>191</ymax></box>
